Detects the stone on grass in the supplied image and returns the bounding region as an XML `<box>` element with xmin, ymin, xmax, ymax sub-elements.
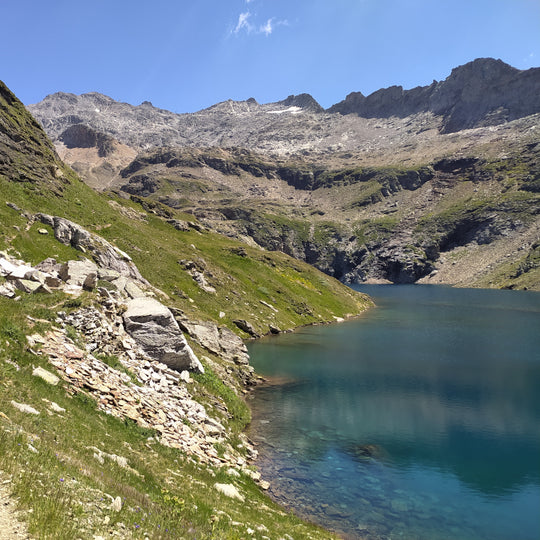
<box><xmin>214</xmin><ymin>483</ymin><xmax>245</xmax><ymax>502</ymax></box>
<box><xmin>111</xmin><ymin>496</ymin><xmax>122</xmax><ymax>512</ymax></box>
<box><xmin>11</xmin><ymin>401</ymin><xmax>40</xmax><ymax>415</ymax></box>
<box><xmin>0</xmin><ymin>283</ymin><xmax>16</xmax><ymax>298</ymax></box>
<box><xmin>32</xmin><ymin>366</ymin><xmax>60</xmax><ymax>385</ymax></box>
<box><xmin>49</xmin><ymin>402</ymin><xmax>66</xmax><ymax>413</ymax></box>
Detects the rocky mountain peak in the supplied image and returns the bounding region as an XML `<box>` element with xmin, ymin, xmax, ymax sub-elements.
<box><xmin>446</xmin><ymin>57</ymin><xmax>519</xmax><ymax>82</ymax></box>
<box><xmin>278</xmin><ymin>93</ymin><xmax>324</xmax><ymax>112</ymax></box>
<box><xmin>27</xmin><ymin>57</ymin><xmax>540</xmax><ymax>156</ymax></box>
<box><xmin>329</xmin><ymin>57</ymin><xmax>540</xmax><ymax>132</ymax></box>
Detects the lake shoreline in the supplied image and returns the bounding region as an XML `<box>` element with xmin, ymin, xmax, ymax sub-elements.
<box><xmin>246</xmin><ymin>285</ymin><xmax>540</xmax><ymax>540</ymax></box>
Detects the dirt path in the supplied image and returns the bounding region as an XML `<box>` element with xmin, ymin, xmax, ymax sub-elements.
<box><xmin>0</xmin><ymin>477</ymin><xmax>30</xmax><ymax>540</ymax></box>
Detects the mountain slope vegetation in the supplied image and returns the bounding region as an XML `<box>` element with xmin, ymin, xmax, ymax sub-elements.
<box><xmin>0</xmin><ymin>80</ymin><xmax>370</xmax><ymax>539</ymax></box>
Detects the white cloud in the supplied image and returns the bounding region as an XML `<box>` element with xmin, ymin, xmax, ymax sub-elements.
<box><xmin>260</xmin><ymin>18</ymin><xmax>273</xmax><ymax>36</ymax></box>
<box><xmin>232</xmin><ymin>10</ymin><xmax>288</xmax><ymax>37</ymax></box>
<box><xmin>234</xmin><ymin>11</ymin><xmax>252</xmax><ymax>34</ymax></box>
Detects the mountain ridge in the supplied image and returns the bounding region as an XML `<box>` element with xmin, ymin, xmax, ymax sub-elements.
<box><xmin>22</xmin><ymin>58</ymin><xmax>540</xmax><ymax>290</ymax></box>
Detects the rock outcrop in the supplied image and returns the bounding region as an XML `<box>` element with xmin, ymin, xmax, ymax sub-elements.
<box><xmin>123</xmin><ymin>297</ymin><xmax>204</xmax><ymax>373</ymax></box>
<box><xmin>176</xmin><ymin>318</ymin><xmax>251</xmax><ymax>367</ymax></box>
<box><xmin>0</xmin><ymin>220</ymin><xmax>207</xmax><ymax>375</ymax></box>
<box><xmin>36</xmin><ymin>214</ymin><xmax>147</xmax><ymax>283</ymax></box>
<box><xmin>329</xmin><ymin>58</ymin><xmax>540</xmax><ymax>133</ymax></box>
<box><xmin>58</xmin><ymin>124</ymin><xmax>116</xmax><ymax>157</ymax></box>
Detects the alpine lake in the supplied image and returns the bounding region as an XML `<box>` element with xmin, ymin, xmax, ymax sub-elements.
<box><xmin>247</xmin><ymin>285</ymin><xmax>540</xmax><ymax>540</ymax></box>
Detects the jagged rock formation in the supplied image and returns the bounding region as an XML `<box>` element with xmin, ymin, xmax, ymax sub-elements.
<box><xmin>329</xmin><ymin>58</ymin><xmax>540</xmax><ymax>133</ymax></box>
<box><xmin>36</xmin><ymin>213</ymin><xmax>147</xmax><ymax>283</ymax></box>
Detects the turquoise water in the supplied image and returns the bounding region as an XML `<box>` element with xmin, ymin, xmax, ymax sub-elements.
<box><xmin>247</xmin><ymin>285</ymin><xmax>540</xmax><ymax>540</ymax></box>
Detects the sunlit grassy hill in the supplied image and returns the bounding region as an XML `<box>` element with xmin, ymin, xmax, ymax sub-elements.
<box><xmin>0</xmin><ymin>79</ymin><xmax>370</xmax><ymax>538</ymax></box>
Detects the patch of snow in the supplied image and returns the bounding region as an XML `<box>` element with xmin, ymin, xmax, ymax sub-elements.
<box><xmin>266</xmin><ymin>106</ymin><xmax>302</xmax><ymax>115</ymax></box>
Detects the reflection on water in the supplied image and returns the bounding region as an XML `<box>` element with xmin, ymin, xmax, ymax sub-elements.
<box><xmin>248</xmin><ymin>285</ymin><xmax>540</xmax><ymax>539</ymax></box>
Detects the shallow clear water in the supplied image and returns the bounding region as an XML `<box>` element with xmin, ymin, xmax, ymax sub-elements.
<box><xmin>247</xmin><ymin>285</ymin><xmax>540</xmax><ymax>540</ymax></box>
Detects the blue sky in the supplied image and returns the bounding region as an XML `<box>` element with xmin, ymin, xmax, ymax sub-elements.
<box><xmin>1</xmin><ymin>0</ymin><xmax>539</xmax><ymax>113</ymax></box>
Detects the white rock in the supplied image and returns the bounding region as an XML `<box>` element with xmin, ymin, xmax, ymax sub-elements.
<box><xmin>11</xmin><ymin>401</ymin><xmax>40</xmax><ymax>415</ymax></box>
<box><xmin>111</xmin><ymin>496</ymin><xmax>122</xmax><ymax>512</ymax></box>
<box><xmin>7</xmin><ymin>264</ymin><xmax>34</xmax><ymax>279</ymax></box>
<box><xmin>49</xmin><ymin>402</ymin><xmax>66</xmax><ymax>413</ymax></box>
<box><xmin>33</xmin><ymin>366</ymin><xmax>60</xmax><ymax>385</ymax></box>
<box><xmin>214</xmin><ymin>483</ymin><xmax>245</xmax><ymax>502</ymax></box>
<box><xmin>0</xmin><ymin>257</ymin><xmax>19</xmax><ymax>276</ymax></box>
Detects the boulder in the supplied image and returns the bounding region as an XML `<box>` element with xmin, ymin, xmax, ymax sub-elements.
<box><xmin>233</xmin><ymin>319</ymin><xmax>260</xmax><ymax>338</ymax></box>
<box><xmin>0</xmin><ymin>257</ymin><xmax>22</xmax><ymax>277</ymax></box>
<box><xmin>6</xmin><ymin>263</ymin><xmax>34</xmax><ymax>280</ymax></box>
<box><xmin>123</xmin><ymin>297</ymin><xmax>204</xmax><ymax>373</ymax></box>
<box><xmin>58</xmin><ymin>259</ymin><xmax>98</xmax><ymax>290</ymax></box>
<box><xmin>14</xmin><ymin>279</ymin><xmax>48</xmax><ymax>294</ymax></box>
<box><xmin>35</xmin><ymin>257</ymin><xmax>63</xmax><ymax>274</ymax></box>
<box><xmin>176</xmin><ymin>319</ymin><xmax>250</xmax><ymax>365</ymax></box>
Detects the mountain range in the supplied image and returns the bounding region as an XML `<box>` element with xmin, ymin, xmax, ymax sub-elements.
<box><xmin>27</xmin><ymin>58</ymin><xmax>540</xmax><ymax>289</ymax></box>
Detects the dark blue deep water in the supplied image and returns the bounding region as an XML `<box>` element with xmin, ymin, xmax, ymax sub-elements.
<box><xmin>247</xmin><ymin>285</ymin><xmax>540</xmax><ymax>540</ymax></box>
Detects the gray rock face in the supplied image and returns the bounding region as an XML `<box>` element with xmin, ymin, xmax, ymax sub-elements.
<box><xmin>329</xmin><ymin>58</ymin><xmax>540</xmax><ymax>133</ymax></box>
<box><xmin>123</xmin><ymin>297</ymin><xmax>204</xmax><ymax>373</ymax></box>
<box><xmin>37</xmin><ymin>214</ymin><xmax>147</xmax><ymax>283</ymax></box>
<box><xmin>59</xmin><ymin>124</ymin><xmax>116</xmax><ymax>157</ymax></box>
<box><xmin>176</xmin><ymin>318</ymin><xmax>250</xmax><ymax>366</ymax></box>
<box><xmin>28</xmin><ymin>58</ymin><xmax>540</xmax><ymax>155</ymax></box>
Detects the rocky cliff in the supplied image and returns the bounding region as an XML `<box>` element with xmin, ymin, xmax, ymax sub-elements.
<box><xmin>329</xmin><ymin>58</ymin><xmax>540</xmax><ymax>133</ymax></box>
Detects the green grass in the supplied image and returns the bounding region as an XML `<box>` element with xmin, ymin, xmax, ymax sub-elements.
<box><xmin>0</xmin><ymin>292</ymin><xmax>338</xmax><ymax>539</ymax></box>
<box><xmin>0</xmin><ymin>172</ymin><xmax>369</xmax><ymax>336</ymax></box>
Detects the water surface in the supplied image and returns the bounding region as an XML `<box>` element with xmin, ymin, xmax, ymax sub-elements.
<box><xmin>247</xmin><ymin>285</ymin><xmax>540</xmax><ymax>539</ymax></box>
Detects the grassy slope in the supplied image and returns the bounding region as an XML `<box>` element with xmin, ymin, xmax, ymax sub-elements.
<box><xmin>0</xmin><ymin>81</ymin><xmax>371</xmax><ymax>538</ymax></box>
<box><xmin>0</xmin><ymin>294</ymin><xmax>338</xmax><ymax>539</ymax></box>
